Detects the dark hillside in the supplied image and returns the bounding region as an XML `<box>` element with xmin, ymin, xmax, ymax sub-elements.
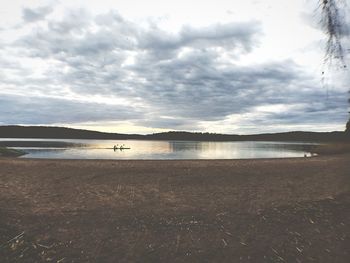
<box><xmin>0</xmin><ymin>125</ymin><xmax>349</xmax><ymax>142</ymax></box>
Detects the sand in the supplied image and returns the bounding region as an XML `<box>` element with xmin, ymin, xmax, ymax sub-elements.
<box><xmin>0</xmin><ymin>155</ymin><xmax>349</xmax><ymax>262</ymax></box>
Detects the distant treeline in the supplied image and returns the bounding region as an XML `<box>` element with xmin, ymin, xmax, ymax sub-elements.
<box><xmin>0</xmin><ymin>126</ymin><xmax>140</xmax><ymax>140</ymax></box>
<box><xmin>0</xmin><ymin>125</ymin><xmax>349</xmax><ymax>142</ymax></box>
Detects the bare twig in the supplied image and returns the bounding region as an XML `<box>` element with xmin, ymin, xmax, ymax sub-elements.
<box><xmin>0</xmin><ymin>231</ymin><xmax>25</xmax><ymax>248</ymax></box>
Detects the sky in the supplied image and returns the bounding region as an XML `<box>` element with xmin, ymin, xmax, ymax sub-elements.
<box><xmin>0</xmin><ymin>0</ymin><xmax>349</xmax><ymax>134</ymax></box>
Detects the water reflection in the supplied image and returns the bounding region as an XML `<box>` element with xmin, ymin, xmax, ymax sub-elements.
<box><xmin>0</xmin><ymin>138</ymin><xmax>318</xmax><ymax>159</ymax></box>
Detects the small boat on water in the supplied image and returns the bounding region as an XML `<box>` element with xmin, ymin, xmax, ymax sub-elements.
<box><xmin>113</xmin><ymin>145</ymin><xmax>130</xmax><ymax>151</ymax></box>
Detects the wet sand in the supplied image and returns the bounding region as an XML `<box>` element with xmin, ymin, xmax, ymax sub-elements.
<box><xmin>0</xmin><ymin>155</ymin><xmax>349</xmax><ymax>262</ymax></box>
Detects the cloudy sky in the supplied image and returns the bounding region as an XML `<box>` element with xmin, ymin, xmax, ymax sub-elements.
<box><xmin>1</xmin><ymin>0</ymin><xmax>349</xmax><ymax>134</ymax></box>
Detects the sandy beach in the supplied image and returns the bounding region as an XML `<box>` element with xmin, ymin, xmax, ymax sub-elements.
<box><xmin>0</xmin><ymin>155</ymin><xmax>349</xmax><ymax>262</ymax></box>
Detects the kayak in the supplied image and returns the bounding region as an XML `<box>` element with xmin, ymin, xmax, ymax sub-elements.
<box><xmin>113</xmin><ymin>147</ymin><xmax>130</xmax><ymax>150</ymax></box>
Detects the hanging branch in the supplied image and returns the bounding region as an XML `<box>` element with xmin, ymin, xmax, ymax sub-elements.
<box><xmin>318</xmin><ymin>0</ymin><xmax>350</xmax><ymax>132</ymax></box>
<box><xmin>318</xmin><ymin>0</ymin><xmax>347</xmax><ymax>68</ymax></box>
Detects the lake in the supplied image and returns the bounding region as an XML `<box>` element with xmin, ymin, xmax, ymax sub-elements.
<box><xmin>0</xmin><ymin>138</ymin><xmax>317</xmax><ymax>159</ymax></box>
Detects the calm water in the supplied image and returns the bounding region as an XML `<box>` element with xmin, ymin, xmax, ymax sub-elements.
<box><xmin>0</xmin><ymin>138</ymin><xmax>317</xmax><ymax>159</ymax></box>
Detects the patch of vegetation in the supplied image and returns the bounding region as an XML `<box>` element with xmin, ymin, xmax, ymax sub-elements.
<box><xmin>0</xmin><ymin>147</ymin><xmax>26</xmax><ymax>157</ymax></box>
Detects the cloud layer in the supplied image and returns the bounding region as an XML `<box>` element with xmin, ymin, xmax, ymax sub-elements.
<box><xmin>0</xmin><ymin>5</ymin><xmax>349</xmax><ymax>133</ymax></box>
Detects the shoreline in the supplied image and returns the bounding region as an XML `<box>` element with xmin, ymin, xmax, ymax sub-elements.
<box><xmin>1</xmin><ymin>155</ymin><xmax>349</xmax><ymax>262</ymax></box>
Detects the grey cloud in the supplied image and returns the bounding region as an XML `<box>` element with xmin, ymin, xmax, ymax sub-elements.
<box><xmin>128</xmin><ymin>51</ymin><xmax>311</xmax><ymax>118</ymax></box>
<box><xmin>132</xmin><ymin>53</ymin><xmax>347</xmax><ymax>129</ymax></box>
<box><xmin>0</xmin><ymin>55</ymin><xmax>22</xmax><ymax>70</ymax></box>
<box><xmin>47</xmin><ymin>9</ymin><xmax>92</xmax><ymax>34</ymax></box>
<box><xmin>248</xmin><ymin>109</ymin><xmax>348</xmax><ymax>131</ymax></box>
<box><xmin>17</xmin><ymin>10</ymin><xmax>260</xmax><ymax>58</ymax></box>
<box><xmin>181</xmin><ymin>21</ymin><xmax>260</xmax><ymax>51</ymax></box>
<box><xmin>139</xmin><ymin>21</ymin><xmax>261</xmax><ymax>53</ymax></box>
<box><xmin>0</xmin><ymin>94</ymin><xmax>143</xmax><ymax>125</ymax></box>
<box><xmin>239</xmin><ymin>89</ymin><xmax>348</xmax><ymax>131</ymax></box>
<box><xmin>22</xmin><ymin>6</ymin><xmax>53</xmax><ymax>22</ymax></box>
<box><xmin>95</xmin><ymin>10</ymin><xmax>125</xmax><ymax>25</ymax></box>
<box><xmin>17</xmin><ymin>12</ymin><xmax>137</xmax><ymax>59</ymax></box>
